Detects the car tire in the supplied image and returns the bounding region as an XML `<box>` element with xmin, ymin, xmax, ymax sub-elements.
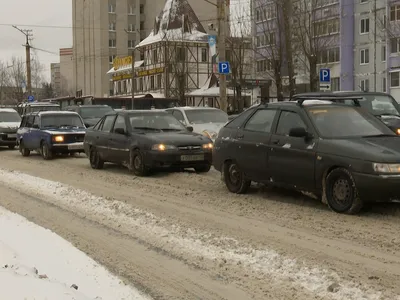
<box><xmin>89</xmin><ymin>147</ymin><xmax>104</xmax><ymax>169</ymax></box>
<box><xmin>194</xmin><ymin>164</ymin><xmax>211</xmax><ymax>173</ymax></box>
<box><xmin>129</xmin><ymin>149</ymin><xmax>148</xmax><ymax>176</ymax></box>
<box><xmin>41</xmin><ymin>142</ymin><xmax>53</xmax><ymax>160</ymax></box>
<box><xmin>223</xmin><ymin>161</ymin><xmax>251</xmax><ymax>194</ymax></box>
<box><xmin>325</xmin><ymin>168</ymin><xmax>363</xmax><ymax>214</ymax></box>
<box><xmin>19</xmin><ymin>141</ymin><xmax>30</xmax><ymax>157</ymax></box>
<box><xmin>8</xmin><ymin>145</ymin><xmax>16</xmax><ymax>150</ymax></box>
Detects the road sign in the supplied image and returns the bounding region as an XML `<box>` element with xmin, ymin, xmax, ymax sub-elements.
<box><xmin>319</xmin><ymin>84</ymin><xmax>331</xmax><ymax>91</ymax></box>
<box><xmin>208</xmin><ymin>35</ymin><xmax>216</xmax><ymax>47</ymax></box>
<box><xmin>27</xmin><ymin>95</ymin><xmax>35</xmax><ymax>102</ymax></box>
<box><xmin>319</xmin><ymin>68</ymin><xmax>330</xmax><ymax>83</ymax></box>
<box><xmin>218</xmin><ymin>61</ymin><xmax>230</xmax><ymax>74</ymax></box>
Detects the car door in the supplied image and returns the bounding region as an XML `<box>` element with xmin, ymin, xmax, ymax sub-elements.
<box><xmin>22</xmin><ymin>115</ymin><xmax>35</xmax><ymax>148</ymax></box>
<box><xmin>96</xmin><ymin>114</ymin><xmax>117</xmax><ymax>161</ymax></box>
<box><xmin>268</xmin><ymin>110</ymin><xmax>317</xmax><ymax>191</ymax></box>
<box><xmin>108</xmin><ymin>115</ymin><xmax>130</xmax><ymax>163</ymax></box>
<box><xmin>234</xmin><ymin>108</ymin><xmax>278</xmax><ymax>180</ymax></box>
<box><xmin>30</xmin><ymin>116</ymin><xmax>42</xmax><ymax>149</ymax></box>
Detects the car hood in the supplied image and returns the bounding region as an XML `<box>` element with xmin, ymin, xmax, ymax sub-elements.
<box><xmin>190</xmin><ymin>123</ymin><xmax>226</xmax><ymax>134</ymax></box>
<box><xmin>0</xmin><ymin>122</ymin><xmax>20</xmax><ymax>131</ymax></box>
<box><xmin>145</xmin><ymin>131</ymin><xmax>211</xmax><ymax>146</ymax></box>
<box><xmin>42</xmin><ymin>128</ymin><xmax>86</xmax><ymax>134</ymax></box>
<box><xmin>320</xmin><ymin>136</ymin><xmax>400</xmax><ymax>163</ymax></box>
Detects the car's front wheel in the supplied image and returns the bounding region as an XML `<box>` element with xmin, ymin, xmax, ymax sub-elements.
<box><xmin>41</xmin><ymin>142</ymin><xmax>53</xmax><ymax>160</ymax></box>
<box><xmin>194</xmin><ymin>164</ymin><xmax>211</xmax><ymax>173</ymax></box>
<box><xmin>223</xmin><ymin>161</ymin><xmax>251</xmax><ymax>194</ymax></box>
<box><xmin>129</xmin><ymin>149</ymin><xmax>148</xmax><ymax>176</ymax></box>
<box><xmin>89</xmin><ymin>147</ymin><xmax>104</xmax><ymax>169</ymax></box>
<box><xmin>325</xmin><ymin>168</ymin><xmax>363</xmax><ymax>214</ymax></box>
<box><xmin>19</xmin><ymin>141</ymin><xmax>30</xmax><ymax>157</ymax></box>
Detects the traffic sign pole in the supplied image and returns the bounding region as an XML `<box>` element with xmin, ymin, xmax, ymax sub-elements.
<box><xmin>319</xmin><ymin>68</ymin><xmax>331</xmax><ymax>91</ymax></box>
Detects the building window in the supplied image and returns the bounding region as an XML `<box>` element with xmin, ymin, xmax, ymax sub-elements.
<box><xmin>176</xmin><ymin>48</ymin><xmax>186</xmax><ymax>61</ymax></box>
<box><xmin>318</xmin><ymin>47</ymin><xmax>340</xmax><ymax>64</ymax></box>
<box><xmin>150</xmin><ymin>76</ymin><xmax>155</xmax><ymax>89</ymax></box>
<box><xmin>256</xmin><ymin>32</ymin><xmax>275</xmax><ymax>47</ymax></box>
<box><xmin>331</xmin><ymin>77</ymin><xmax>340</xmax><ymax>91</ymax></box>
<box><xmin>360</xmin><ymin>0</ymin><xmax>368</xmax><ymax>3</ymax></box>
<box><xmin>360</xmin><ymin>48</ymin><xmax>369</xmax><ymax>64</ymax></box>
<box><xmin>153</xmin><ymin>49</ymin><xmax>158</xmax><ymax>63</ymax></box>
<box><xmin>390</xmin><ymin>5</ymin><xmax>400</xmax><ymax>22</ymax></box>
<box><xmin>128</xmin><ymin>40</ymin><xmax>135</xmax><ymax>48</ymax></box>
<box><xmin>390</xmin><ymin>38</ymin><xmax>400</xmax><ymax>53</ymax></box>
<box><xmin>383</xmin><ymin>77</ymin><xmax>387</xmax><ymax>92</ymax></box>
<box><xmin>360</xmin><ymin>79</ymin><xmax>369</xmax><ymax>91</ymax></box>
<box><xmin>313</xmin><ymin>18</ymin><xmax>340</xmax><ymax>36</ymax></box>
<box><xmin>313</xmin><ymin>0</ymin><xmax>339</xmax><ymax>8</ymax></box>
<box><xmin>256</xmin><ymin>59</ymin><xmax>271</xmax><ymax>72</ymax></box>
<box><xmin>157</xmin><ymin>74</ymin><xmax>162</xmax><ymax>88</ymax></box>
<box><xmin>201</xmin><ymin>48</ymin><xmax>207</xmax><ymax>62</ymax></box>
<box><xmin>382</xmin><ymin>45</ymin><xmax>386</xmax><ymax>61</ymax></box>
<box><xmin>109</xmin><ymin>55</ymin><xmax>116</xmax><ymax>64</ymax></box>
<box><xmin>391</xmin><ymin>72</ymin><xmax>400</xmax><ymax>87</ymax></box>
<box><xmin>128</xmin><ymin>24</ymin><xmax>135</xmax><ymax>32</ymax></box>
<box><xmin>140</xmin><ymin>4</ymin><xmax>144</xmax><ymax>14</ymax></box>
<box><xmin>108</xmin><ymin>3</ymin><xmax>115</xmax><ymax>13</ymax></box>
<box><xmin>128</xmin><ymin>4</ymin><xmax>135</xmax><ymax>15</ymax></box>
<box><xmin>109</xmin><ymin>22</ymin><xmax>116</xmax><ymax>31</ymax></box>
<box><xmin>360</xmin><ymin>18</ymin><xmax>370</xmax><ymax>34</ymax></box>
<box><xmin>109</xmin><ymin>39</ymin><xmax>116</xmax><ymax>48</ymax></box>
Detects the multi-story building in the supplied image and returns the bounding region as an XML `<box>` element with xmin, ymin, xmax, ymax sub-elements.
<box><xmin>72</xmin><ymin>0</ymin><xmax>216</xmax><ymax>98</ymax></box>
<box><xmin>59</xmin><ymin>48</ymin><xmax>74</xmax><ymax>96</ymax></box>
<box><xmin>252</xmin><ymin>0</ymin><xmax>399</xmax><ymax>98</ymax></box>
<box><xmin>50</xmin><ymin>63</ymin><xmax>61</xmax><ymax>96</ymax></box>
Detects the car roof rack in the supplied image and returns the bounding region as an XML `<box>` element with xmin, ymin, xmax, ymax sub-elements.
<box><xmin>293</xmin><ymin>94</ymin><xmax>363</xmax><ymax>107</ymax></box>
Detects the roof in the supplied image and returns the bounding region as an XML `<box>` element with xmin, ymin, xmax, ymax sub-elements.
<box><xmin>113</xmin><ymin>110</ymin><xmax>168</xmax><ymax>116</ymax></box>
<box><xmin>0</xmin><ymin>108</ymin><xmax>18</xmax><ymax>113</ymax></box>
<box><xmin>19</xmin><ymin>102</ymin><xmax>60</xmax><ymax>107</ymax></box>
<box><xmin>136</xmin><ymin>0</ymin><xmax>208</xmax><ymax>48</ymax></box>
<box><xmin>26</xmin><ymin>111</ymin><xmax>80</xmax><ymax>116</ymax></box>
<box><xmin>188</xmin><ymin>74</ymin><xmax>251</xmax><ymax>97</ymax></box>
<box><xmin>65</xmin><ymin>105</ymin><xmax>111</xmax><ymax>108</ymax></box>
<box><xmin>294</xmin><ymin>91</ymin><xmax>393</xmax><ymax>97</ymax></box>
<box><xmin>106</xmin><ymin>60</ymin><xmax>144</xmax><ymax>75</ymax></box>
<box><xmin>174</xmin><ymin>106</ymin><xmax>222</xmax><ymax>111</ymax></box>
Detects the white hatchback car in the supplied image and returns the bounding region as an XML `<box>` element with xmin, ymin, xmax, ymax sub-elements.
<box><xmin>0</xmin><ymin>108</ymin><xmax>21</xmax><ymax>149</ymax></box>
<box><xmin>165</xmin><ymin>107</ymin><xmax>229</xmax><ymax>141</ymax></box>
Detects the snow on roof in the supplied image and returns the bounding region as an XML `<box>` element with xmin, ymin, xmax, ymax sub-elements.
<box><xmin>116</xmin><ymin>93</ymin><xmax>166</xmax><ymax>99</ymax></box>
<box><xmin>0</xmin><ymin>108</ymin><xmax>18</xmax><ymax>113</ymax></box>
<box><xmin>188</xmin><ymin>74</ymin><xmax>251</xmax><ymax>97</ymax></box>
<box><xmin>39</xmin><ymin>111</ymin><xmax>79</xmax><ymax>115</ymax></box>
<box><xmin>106</xmin><ymin>60</ymin><xmax>144</xmax><ymax>75</ymax></box>
<box><xmin>136</xmin><ymin>0</ymin><xmax>208</xmax><ymax>48</ymax></box>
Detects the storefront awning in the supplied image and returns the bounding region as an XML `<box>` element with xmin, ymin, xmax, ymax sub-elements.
<box><xmin>106</xmin><ymin>60</ymin><xmax>144</xmax><ymax>75</ymax></box>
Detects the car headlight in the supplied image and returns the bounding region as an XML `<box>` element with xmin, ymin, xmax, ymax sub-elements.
<box><xmin>202</xmin><ymin>130</ymin><xmax>218</xmax><ymax>140</ymax></box>
<box><xmin>202</xmin><ymin>143</ymin><xmax>213</xmax><ymax>150</ymax></box>
<box><xmin>151</xmin><ymin>144</ymin><xmax>177</xmax><ymax>151</ymax></box>
<box><xmin>373</xmin><ymin>163</ymin><xmax>400</xmax><ymax>173</ymax></box>
<box><xmin>53</xmin><ymin>135</ymin><xmax>64</xmax><ymax>142</ymax></box>
<box><xmin>396</xmin><ymin>128</ymin><xmax>400</xmax><ymax>135</ymax></box>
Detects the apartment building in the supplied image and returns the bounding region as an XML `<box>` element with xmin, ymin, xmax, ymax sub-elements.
<box><xmin>252</xmin><ymin>0</ymin><xmax>397</xmax><ymax>97</ymax></box>
<box><xmin>72</xmin><ymin>0</ymin><xmax>216</xmax><ymax>98</ymax></box>
<box><xmin>50</xmin><ymin>63</ymin><xmax>61</xmax><ymax>96</ymax></box>
<box><xmin>59</xmin><ymin>48</ymin><xmax>74</xmax><ymax>96</ymax></box>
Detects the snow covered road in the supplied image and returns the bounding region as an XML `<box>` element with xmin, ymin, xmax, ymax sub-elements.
<box><xmin>0</xmin><ymin>150</ymin><xmax>400</xmax><ymax>299</ymax></box>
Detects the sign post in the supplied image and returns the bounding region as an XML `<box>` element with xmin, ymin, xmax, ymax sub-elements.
<box><xmin>319</xmin><ymin>68</ymin><xmax>331</xmax><ymax>91</ymax></box>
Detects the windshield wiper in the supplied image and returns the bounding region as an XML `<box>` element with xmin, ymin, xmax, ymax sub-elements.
<box><xmin>160</xmin><ymin>128</ymin><xmax>182</xmax><ymax>131</ymax></box>
<box><xmin>133</xmin><ymin>127</ymin><xmax>161</xmax><ymax>131</ymax></box>
<box><xmin>375</xmin><ymin>113</ymin><xmax>400</xmax><ymax>117</ymax></box>
<box><xmin>362</xmin><ymin>134</ymin><xmax>396</xmax><ymax>138</ymax></box>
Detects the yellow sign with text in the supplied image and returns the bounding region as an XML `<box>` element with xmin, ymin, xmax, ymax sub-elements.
<box><xmin>137</xmin><ymin>67</ymin><xmax>164</xmax><ymax>77</ymax></box>
<box><xmin>113</xmin><ymin>56</ymin><xmax>133</xmax><ymax>71</ymax></box>
<box><xmin>112</xmin><ymin>74</ymin><xmax>132</xmax><ymax>81</ymax></box>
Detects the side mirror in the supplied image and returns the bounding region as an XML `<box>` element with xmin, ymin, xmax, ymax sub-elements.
<box><xmin>289</xmin><ymin>127</ymin><xmax>311</xmax><ymax>138</ymax></box>
<box><xmin>114</xmin><ymin>128</ymin><xmax>126</xmax><ymax>135</ymax></box>
<box><xmin>186</xmin><ymin>126</ymin><xmax>194</xmax><ymax>132</ymax></box>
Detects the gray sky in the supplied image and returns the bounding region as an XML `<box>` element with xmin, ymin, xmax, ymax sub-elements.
<box><xmin>0</xmin><ymin>0</ymin><xmax>72</xmax><ymax>81</ymax></box>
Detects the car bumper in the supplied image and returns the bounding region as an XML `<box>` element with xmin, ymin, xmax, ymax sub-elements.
<box><xmin>0</xmin><ymin>134</ymin><xmax>17</xmax><ymax>146</ymax></box>
<box><xmin>143</xmin><ymin>150</ymin><xmax>212</xmax><ymax>168</ymax></box>
<box><xmin>353</xmin><ymin>172</ymin><xmax>400</xmax><ymax>202</ymax></box>
<box><xmin>51</xmin><ymin>142</ymin><xmax>85</xmax><ymax>152</ymax></box>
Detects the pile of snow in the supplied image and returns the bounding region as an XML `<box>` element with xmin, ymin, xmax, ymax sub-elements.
<box><xmin>0</xmin><ymin>206</ymin><xmax>149</xmax><ymax>300</ymax></box>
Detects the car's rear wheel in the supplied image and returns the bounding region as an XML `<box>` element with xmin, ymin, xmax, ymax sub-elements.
<box><xmin>19</xmin><ymin>141</ymin><xmax>30</xmax><ymax>157</ymax></box>
<box><xmin>194</xmin><ymin>164</ymin><xmax>211</xmax><ymax>173</ymax></box>
<box><xmin>8</xmin><ymin>145</ymin><xmax>16</xmax><ymax>150</ymax></box>
<box><xmin>89</xmin><ymin>147</ymin><xmax>104</xmax><ymax>169</ymax></box>
<box><xmin>223</xmin><ymin>161</ymin><xmax>250</xmax><ymax>194</ymax></box>
<box><xmin>325</xmin><ymin>168</ymin><xmax>363</xmax><ymax>214</ymax></box>
<box><xmin>129</xmin><ymin>149</ymin><xmax>148</xmax><ymax>176</ymax></box>
<box><xmin>41</xmin><ymin>142</ymin><xmax>53</xmax><ymax>160</ymax></box>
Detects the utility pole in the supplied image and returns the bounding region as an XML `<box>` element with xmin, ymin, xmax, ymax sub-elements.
<box><xmin>217</xmin><ymin>0</ymin><xmax>228</xmax><ymax>112</ymax></box>
<box><xmin>131</xmin><ymin>50</ymin><xmax>135</xmax><ymax>110</ymax></box>
<box><xmin>373</xmin><ymin>0</ymin><xmax>377</xmax><ymax>91</ymax></box>
<box><xmin>12</xmin><ymin>26</ymin><xmax>33</xmax><ymax>98</ymax></box>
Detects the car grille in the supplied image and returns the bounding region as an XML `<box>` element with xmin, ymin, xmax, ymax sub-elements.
<box><xmin>177</xmin><ymin>145</ymin><xmax>202</xmax><ymax>151</ymax></box>
<box><xmin>64</xmin><ymin>134</ymin><xmax>85</xmax><ymax>143</ymax></box>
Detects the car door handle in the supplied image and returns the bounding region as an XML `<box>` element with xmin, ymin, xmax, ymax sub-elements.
<box><xmin>271</xmin><ymin>139</ymin><xmax>280</xmax><ymax>145</ymax></box>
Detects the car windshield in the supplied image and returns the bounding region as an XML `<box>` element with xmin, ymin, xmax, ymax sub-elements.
<box><xmin>129</xmin><ymin>113</ymin><xmax>186</xmax><ymax>131</ymax></box>
<box><xmin>185</xmin><ymin>109</ymin><xmax>228</xmax><ymax>124</ymax></box>
<box><xmin>80</xmin><ymin>107</ymin><xmax>114</xmax><ymax>119</ymax></box>
<box><xmin>41</xmin><ymin>114</ymin><xmax>85</xmax><ymax>128</ymax></box>
<box><xmin>307</xmin><ymin>106</ymin><xmax>395</xmax><ymax>138</ymax></box>
<box><xmin>345</xmin><ymin>95</ymin><xmax>400</xmax><ymax>116</ymax></box>
<box><xmin>0</xmin><ymin>111</ymin><xmax>21</xmax><ymax>122</ymax></box>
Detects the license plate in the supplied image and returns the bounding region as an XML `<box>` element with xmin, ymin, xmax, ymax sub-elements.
<box><xmin>180</xmin><ymin>154</ymin><xmax>204</xmax><ymax>162</ymax></box>
<box><xmin>68</xmin><ymin>143</ymin><xmax>83</xmax><ymax>150</ymax></box>
<box><xmin>7</xmin><ymin>134</ymin><xmax>16</xmax><ymax>138</ymax></box>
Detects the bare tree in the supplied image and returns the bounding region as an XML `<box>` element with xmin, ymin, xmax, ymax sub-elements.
<box><xmin>293</xmin><ymin>0</ymin><xmax>339</xmax><ymax>91</ymax></box>
<box><xmin>253</xmin><ymin>0</ymin><xmax>295</xmax><ymax>100</ymax></box>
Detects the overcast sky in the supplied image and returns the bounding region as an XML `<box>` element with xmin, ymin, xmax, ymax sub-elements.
<box><xmin>0</xmin><ymin>0</ymin><xmax>72</xmax><ymax>81</ymax></box>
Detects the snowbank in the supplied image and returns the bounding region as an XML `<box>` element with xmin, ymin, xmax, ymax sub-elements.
<box><xmin>0</xmin><ymin>206</ymin><xmax>149</xmax><ymax>300</ymax></box>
